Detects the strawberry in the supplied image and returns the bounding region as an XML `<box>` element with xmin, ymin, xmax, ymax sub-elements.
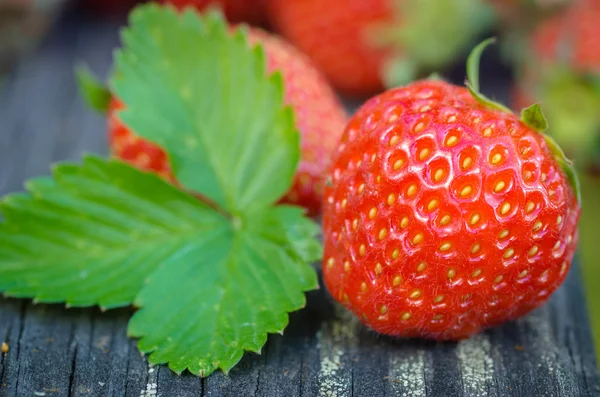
<box><xmin>321</xmin><ymin>39</ymin><xmax>581</xmax><ymax>341</ymax></box>
<box><xmin>102</xmin><ymin>26</ymin><xmax>348</xmax><ymax>216</ymax></box>
<box><xmin>512</xmin><ymin>0</ymin><xmax>600</xmax><ymax>167</ymax></box>
<box><xmin>162</xmin><ymin>0</ymin><xmax>267</xmax><ymax>25</ymax></box>
<box><xmin>266</xmin><ymin>0</ymin><xmax>495</xmax><ymax>98</ymax></box>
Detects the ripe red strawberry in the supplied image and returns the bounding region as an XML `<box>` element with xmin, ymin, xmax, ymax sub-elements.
<box><xmin>322</xmin><ymin>40</ymin><xmax>581</xmax><ymax>341</ymax></box>
<box><xmin>106</xmin><ymin>26</ymin><xmax>348</xmax><ymax>216</ymax></box>
<box><xmin>512</xmin><ymin>0</ymin><xmax>600</xmax><ymax>167</ymax></box>
<box><xmin>162</xmin><ymin>0</ymin><xmax>267</xmax><ymax>25</ymax></box>
<box><xmin>266</xmin><ymin>0</ymin><xmax>495</xmax><ymax>98</ymax></box>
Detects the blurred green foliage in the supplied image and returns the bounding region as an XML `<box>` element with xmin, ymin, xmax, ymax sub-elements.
<box><xmin>579</xmin><ymin>175</ymin><xmax>600</xmax><ymax>360</ymax></box>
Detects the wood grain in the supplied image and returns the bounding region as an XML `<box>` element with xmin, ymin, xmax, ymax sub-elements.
<box><xmin>0</xmin><ymin>7</ymin><xmax>599</xmax><ymax>397</ymax></box>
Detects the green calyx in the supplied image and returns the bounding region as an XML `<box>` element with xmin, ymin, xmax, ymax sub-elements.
<box><xmin>75</xmin><ymin>64</ymin><xmax>112</xmax><ymax>113</ymax></box>
<box><xmin>466</xmin><ymin>38</ymin><xmax>581</xmax><ymax>205</ymax></box>
<box><xmin>520</xmin><ymin>103</ymin><xmax>548</xmax><ymax>132</ymax></box>
<box><xmin>520</xmin><ymin>103</ymin><xmax>581</xmax><ymax>204</ymax></box>
<box><xmin>517</xmin><ymin>95</ymin><xmax>582</xmax><ymax>206</ymax></box>
<box><xmin>541</xmin><ymin>133</ymin><xmax>582</xmax><ymax>204</ymax></box>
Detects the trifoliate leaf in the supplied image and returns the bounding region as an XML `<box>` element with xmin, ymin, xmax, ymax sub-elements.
<box><xmin>75</xmin><ymin>64</ymin><xmax>112</xmax><ymax>113</ymax></box>
<box><xmin>2</xmin><ymin>4</ymin><xmax>322</xmax><ymax>378</ymax></box>
<box><xmin>110</xmin><ymin>4</ymin><xmax>300</xmax><ymax>215</ymax></box>
<box><xmin>128</xmin><ymin>206</ymin><xmax>319</xmax><ymax>376</ymax></box>
<box><xmin>0</xmin><ymin>156</ymin><xmax>320</xmax><ymax>377</ymax></box>
<box><xmin>0</xmin><ymin>156</ymin><xmax>224</xmax><ymax>309</ymax></box>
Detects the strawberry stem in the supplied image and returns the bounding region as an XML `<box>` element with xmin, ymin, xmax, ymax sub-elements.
<box><xmin>465</xmin><ymin>38</ymin><xmax>512</xmax><ymax>113</ymax></box>
<box><xmin>466</xmin><ymin>37</ymin><xmax>495</xmax><ymax>93</ymax></box>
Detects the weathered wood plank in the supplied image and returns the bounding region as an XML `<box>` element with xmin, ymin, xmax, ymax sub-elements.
<box><xmin>0</xmin><ymin>7</ymin><xmax>599</xmax><ymax>397</ymax></box>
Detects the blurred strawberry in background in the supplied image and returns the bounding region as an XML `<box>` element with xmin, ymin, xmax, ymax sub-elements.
<box><xmin>511</xmin><ymin>0</ymin><xmax>600</xmax><ymax>167</ymax></box>
<box><xmin>490</xmin><ymin>0</ymin><xmax>573</xmax><ymax>68</ymax></box>
<box><xmin>162</xmin><ymin>0</ymin><xmax>268</xmax><ymax>25</ymax></box>
<box><xmin>266</xmin><ymin>0</ymin><xmax>496</xmax><ymax>98</ymax></box>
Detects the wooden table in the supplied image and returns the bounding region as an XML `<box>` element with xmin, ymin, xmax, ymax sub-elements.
<box><xmin>1</xmin><ymin>6</ymin><xmax>599</xmax><ymax>397</ymax></box>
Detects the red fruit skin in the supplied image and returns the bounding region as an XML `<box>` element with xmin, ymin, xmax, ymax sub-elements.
<box><xmin>162</xmin><ymin>0</ymin><xmax>267</xmax><ymax>25</ymax></box>
<box><xmin>109</xmin><ymin>27</ymin><xmax>348</xmax><ymax>215</ymax></box>
<box><xmin>322</xmin><ymin>79</ymin><xmax>580</xmax><ymax>341</ymax></box>
<box><xmin>267</xmin><ymin>0</ymin><xmax>393</xmax><ymax>98</ymax></box>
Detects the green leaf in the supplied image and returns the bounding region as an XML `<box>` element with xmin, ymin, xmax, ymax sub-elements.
<box><xmin>520</xmin><ymin>103</ymin><xmax>549</xmax><ymax>132</ymax></box>
<box><xmin>578</xmin><ymin>176</ymin><xmax>600</xmax><ymax>363</ymax></box>
<box><xmin>584</xmin><ymin>73</ymin><xmax>600</xmax><ymax>94</ymax></box>
<box><xmin>75</xmin><ymin>64</ymin><xmax>112</xmax><ymax>113</ymax></box>
<box><xmin>0</xmin><ymin>157</ymin><xmax>320</xmax><ymax>377</ymax></box>
<box><xmin>128</xmin><ymin>206</ymin><xmax>319</xmax><ymax>376</ymax></box>
<box><xmin>0</xmin><ymin>156</ymin><xmax>224</xmax><ymax>309</ymax></box>
<box><xmin>1</xmin><ymin>4</ymin><xmax>322</xmax><ymax>378</ymax></box>
<box><xmin>465</xmin><ymin>38</ymin><xmax>513</xmax><ymax>113</ymax></box>
<box><xmin>110</xmin><ymin>4</ymin><xmax>300</xmax><ymax>216</ymax></box>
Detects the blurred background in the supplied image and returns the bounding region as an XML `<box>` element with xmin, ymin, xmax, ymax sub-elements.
<box><xmin>1</xmin><ymin>0</ymin><xmax>599</xmax><ymax>360</ymax></box>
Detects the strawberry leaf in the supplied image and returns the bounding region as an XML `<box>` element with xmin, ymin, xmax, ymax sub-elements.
<box><xmin>75</xmin><ymin>64</ymin><xmax>111</xmax><ymax>113</ymax></box>
<box><xmin>1</xmin><ymin>3</ymin><xmax>322</xmax><ymax>377</ymax></box>
<box><xmin>0</xmin><ymin>156</ymin><xmax>224</xmax><ymax>309</ymax></box>
<box><xmin>129</xmin><ymin>205</ymin><xmax>319</xmax><ymax>376</ymax></box>
<box><xmin>0</xmin><ymin>157</ymin><xmax>319</xmax><ymax>377</ymax></box>
<box><xmin>110</xmin><ymin>5</ymin><xmax>300</xmax><ymax>215</ymax></box>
